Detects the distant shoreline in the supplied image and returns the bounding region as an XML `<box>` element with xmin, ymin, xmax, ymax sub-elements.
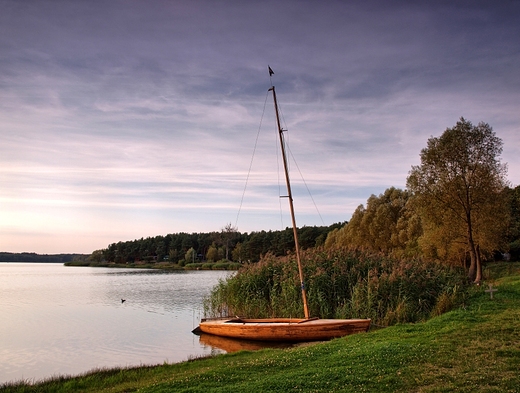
<box><xmin>0</xmin><ymin>252</ymin><xmax>89</xmax><ymax>263</ymax></box>
<box><xmin>64</xmin><ymin>260</ymin><xmax>241</xmax><ymax>271</ymax></box>
<box><xmin>0</xmin><ymin>256</ymin><xmax>241</xmax><ymax>270</ymax></box>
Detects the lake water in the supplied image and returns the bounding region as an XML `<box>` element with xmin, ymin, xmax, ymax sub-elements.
<box><xmin>0</xmin><ymin>263</ymin><xmax>232</xmax><ymax>384</ymax></box>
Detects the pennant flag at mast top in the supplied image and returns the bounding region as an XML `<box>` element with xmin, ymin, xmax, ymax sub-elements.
<box><xmin>268</xmin><ymin>66</ymin><xmax>274</xmax><ymax>76</ymax></box>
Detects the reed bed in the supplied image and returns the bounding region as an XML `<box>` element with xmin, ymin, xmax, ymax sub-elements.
<box><xmin>204</xmin><ymin>249</ymin><xmax>467</xmax><ymax>326</ymax></box>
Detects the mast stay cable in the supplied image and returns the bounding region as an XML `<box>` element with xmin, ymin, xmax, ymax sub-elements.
<box><xmin>234</xmin><ymin>89</ymin><xmax>270</xmax><ymax>229</ymax></box>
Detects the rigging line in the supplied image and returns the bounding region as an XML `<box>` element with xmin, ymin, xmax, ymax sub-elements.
<box><xmin>287</xmin><ymin>145</ymin><xmax>326</xmax><ymax>226</ymax></box>
<box><xmin>267</xmin><ymin>66</ymin><xmax>284</xmax><ymax>228</ymax></box>
<box><xmin>275</xmin><ymin>106</ymin><xmax>285</xmax><ymax>230</ymax></box>
<box><xmin>274</xmin><ymin>92</ymin><xmax>291</xmax><ymax>176</ymax></box>
<box><xmin>274</xmin><ymin>84</ymin><xmax>324</xmax><ymax>226</ymax></box>
<box><xmin>271</xmin><ymin>90</ymin><xmax>289</xmax><ymax>230</ymax></box>
<box><xmin>234</xmin><ymin>89</ymin><xmax>270</xmax><ymax>229</ymax></box>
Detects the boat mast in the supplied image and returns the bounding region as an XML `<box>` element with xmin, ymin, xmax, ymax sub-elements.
<box><xmin>269</xmin><ymin>85</ymin><xmax>310</xmax><ymax>320</ymax></box>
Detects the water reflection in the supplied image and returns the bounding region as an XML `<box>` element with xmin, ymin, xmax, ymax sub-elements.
<box><xmin>93</xmin><ymin>268</ymin><xmax>185</xmax><ymax>276</ymax></box>
<box><xmin>197</xmin><ymin>333</ymin><xmax>294</xmax><ymax>353</ymax></box>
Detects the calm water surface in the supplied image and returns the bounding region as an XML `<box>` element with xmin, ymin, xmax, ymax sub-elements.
<box><xmin>0</xmin><ymin>263</ymin><xmax>231</xmax><ymax>383</ymax></box>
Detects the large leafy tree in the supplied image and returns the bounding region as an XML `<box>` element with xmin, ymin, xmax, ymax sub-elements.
<box><xmin>325</xmin><ymin>187</ymin><xmax>422</xmax><ymax>258</ymax></box>
<box><xmin>407</xmin><ymin>118</ymin><xmax>509</xmax><ymax>283</ymax></box>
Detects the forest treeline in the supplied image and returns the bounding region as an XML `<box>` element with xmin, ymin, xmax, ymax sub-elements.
<box><xmin>0</xmin><ymin>252</ymin><xmax>88</xmax><ymax>263</ymax></box>
<box><xmin>94</xmin><ymin>223</ymin><xmax>344</xmax><ymax>265</ymax></box>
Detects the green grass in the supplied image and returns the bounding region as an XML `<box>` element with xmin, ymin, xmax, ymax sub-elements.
<box><xmin>2</xmin><ymin>262</ymin><xmax>519</xmax><ymax>393</ymax></box>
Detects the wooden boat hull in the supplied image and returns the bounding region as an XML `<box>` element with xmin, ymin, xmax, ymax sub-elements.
<box><xmin>195</xmin><ymin>318</ymin><xmax>371</xmax><ymax>342</ymax></box>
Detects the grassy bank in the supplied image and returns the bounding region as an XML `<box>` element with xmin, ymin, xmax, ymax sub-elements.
<box><xmin>2</xmin><ymin>262</ymin><xmax>519</xmax><ymax>392</ymax></box>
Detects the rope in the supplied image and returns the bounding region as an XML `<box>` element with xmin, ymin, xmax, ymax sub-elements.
<box><xmin>287</xmin><ymin>145</ymin><xmax>326</xmax><ymax>226</ymax></box>
<box><xmin>273</xmin><ymin>87</ymin><xmax>325</xmax><ymax>227</ymax></box>
<box><xmin>234</xmin><ymin>89</ymin><xmax>270</xmax><ymax>229</ymax></box>
<box><xmin>276</xmin><ymin>115</ymin><xmax>285</xmax><ymax>229</ymax></box>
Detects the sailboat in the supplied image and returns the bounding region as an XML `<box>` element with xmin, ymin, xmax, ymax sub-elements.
<box><xmin>193</xmin><ymin>69</ymin><xmax>371</xmax><ymax>342</ymax></box>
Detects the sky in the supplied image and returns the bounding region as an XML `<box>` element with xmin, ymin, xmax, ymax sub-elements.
<box><xmin>1</xmin><ymin>1</ymin><xmax>519</xmax><ymax>254</ymax></box>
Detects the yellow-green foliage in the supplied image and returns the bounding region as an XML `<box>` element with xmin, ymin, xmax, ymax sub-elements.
<box><xmin>325</xmin><ymin>187</ymin><xmax>422</xmax><ymax>259</ymax></box>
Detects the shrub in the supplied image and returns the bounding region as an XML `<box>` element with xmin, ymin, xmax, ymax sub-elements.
<box><xmin>185</xmin><ymin>263</ymin><xmax>204</xmax><ymax>270</ymax></box>
<box><xmin>213</xmin><ymin>261</ymin><xmax>241</xmax><ymax>270</ymax></box>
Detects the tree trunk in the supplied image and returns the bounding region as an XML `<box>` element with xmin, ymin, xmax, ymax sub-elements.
<box><xmin>474</xmin><ymin>244</ymin><xmax>482</xmax><ymax>284</ymax></box>
<box><xmin>466</xmin><ymin>209</ymin><xmax>479</xmax><ymax>283</ymax></box>
<box><xmin>467</xmin><ymin>230</ymin><xmax>477</xmax><ymax>282</ymax></box>
<box><xmin>467</xmin><ymin>247</ymin><xmax>477</xmax><ymax>282</ymax></box>
<box><xmin>226</xmin><ymin>240</ymin><xmax>229</xmax><ymax>260</ymax></box>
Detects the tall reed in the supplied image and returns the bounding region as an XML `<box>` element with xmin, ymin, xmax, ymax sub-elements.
<box><xmin>203</xmin><ymin>248</ymin><xmax>467</xmax><ymax>326</ymax></box>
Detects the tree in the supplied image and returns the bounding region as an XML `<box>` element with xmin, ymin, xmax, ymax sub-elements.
<box><xmin>88</xmin><ymin>249</ymin><xmax>104</xmax><ymax>263</ymax></box>
<box><xmin>325</xmin><ymin>188</ymin><xmax>421</xmax><ymax>258</ymax></box>
<box><xmin>232</xmin><ymin>242</ymin><xmax>244</xmax><ymax>262</ymax></box>
<box><xmin>185</xmin><ymin>247</ymin><xmax>196</xmax><ymax>263</ymax></box>
<box><xmin>206</xmin><ymin>243</ymin><xmax>219</xmax><ymax>262</ymax></box>
<box><xmin>407</xmin><ymin>118</ymin><xmax>509</xmax><ymax>283</ymax></box>
<box><xmin>168</xmin><ymin>248</ymin><xmax>178</xmax><ymax>263</ymax></box>
<box><xmin>220</xmin><ymin>223</ymin><xmax>238</xmax><ymax>260</ymax></box>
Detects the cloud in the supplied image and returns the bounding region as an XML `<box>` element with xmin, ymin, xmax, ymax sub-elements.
<box><xmin>1</xmin><ymin>0</ymin><xmax>519</xmax><ymax>253</ymax></box>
